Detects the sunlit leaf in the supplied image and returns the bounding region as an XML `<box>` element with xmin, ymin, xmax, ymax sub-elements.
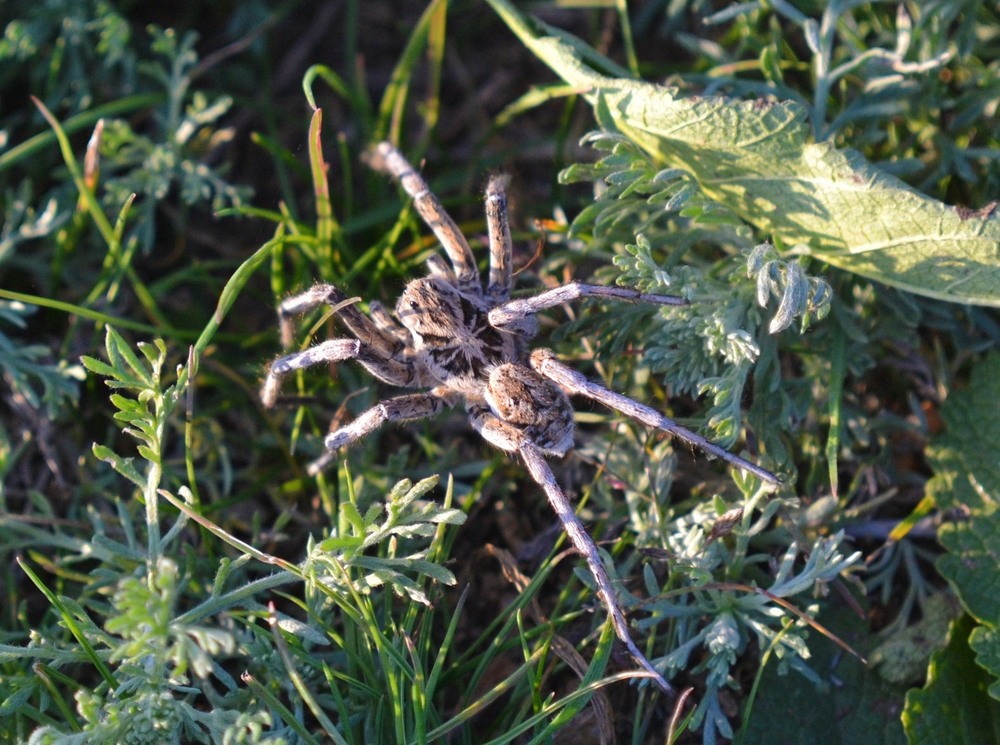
<box><xmin>487</xmin><ymin>0</ymin><xmax>1000</xmax><ymax>306</ymax></box>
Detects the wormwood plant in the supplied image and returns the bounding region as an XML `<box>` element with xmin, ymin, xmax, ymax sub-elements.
<box><xmin>96</xmin><ymin>25</ymin><xmax>251</xmax><ymax>253</ymax></box>
<box><xmin>0</xmin><ymin>10</ymin><xmax>250</xmax><ymax>445</ymax></box>
<box><xmin>0</xmin><ymin>300</ymin><xmax>83</xmax><ymax>416</ymax></box>
<box><xmin>559</xmin><ymin>133</ymin><xmax>855</xmax><ymax>741</ymax></box>
<box><xmin>0</xmin><ymin>12</ymin><xmax>249</xmax><ymax>261</ymax></box>
<box><xmin>491</xmin><ymin>0</ymin><xmax>1000</xmax><ymax>307</ymax></box>
<box><xmin>560</xmin><ymin>131</ymin><xmax>831</xmax><ymax>450</ymax></box>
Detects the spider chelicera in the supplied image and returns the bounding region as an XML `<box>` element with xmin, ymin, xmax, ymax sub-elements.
<box><xmin>261</xmin><ymin>142</ymin><xmax>780</xmax><ymax>692</ymax></box>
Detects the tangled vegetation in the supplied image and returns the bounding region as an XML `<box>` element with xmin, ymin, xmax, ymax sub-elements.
<box><xmin>1</xmin><ymin>1</ymin><xmax>998</xmax><ymax>743</ymax></box>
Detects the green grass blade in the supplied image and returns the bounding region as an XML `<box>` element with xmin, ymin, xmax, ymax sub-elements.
<box><xmin>176</xmin><ymin>234</ymin><xmax>278</xmax><ymax>390</ymax></box>
<box><xmin>419</xmin><ymin>646</ymin><xmax>547</xmax><ymax>743</ymax></box>
<box><xmin>267</xmin><ymin>603</ymin><xmax>348</xmax><ymax>744</ymax></box>
<box><xmin>0</xmin><ymin>289</ymin><xmax>162</xmax><ymax>335</ymax></box>
<box><xmin>375</xmin><ymin>0</ymin><xmax>448</xmax><ymax>146</ymax></box>
<box><xmin>243</xmin><ymin>672</ymin><xmax>322</xmax><ymax>745</ymax></box>
<box><xmin>16</xmin><ymin>558</ymin><xmax>118</xmax><ymax>690</ymax></box>
<box><xmin>826</xmin><ymin>326</ymin><xmax>847</xmax><ymax>497</ymax></box>
<box><xmin>307</xmin><ymin>107</ymin><xmax>343</xmax><ymax>277</ymax></box>
<box><xmin>31</xmin><ymin>98</ymin><xmax>115</xmax><ymax>248</ymax></box>
<box><xmin>0</xmin><ymin>93</ymin><xmax>164</xmax><ymax>174</ymax></box>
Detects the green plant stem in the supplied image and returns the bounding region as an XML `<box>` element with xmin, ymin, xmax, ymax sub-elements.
<box><xmin>175</xmin><ymin>235</ymin><xmax>278</xmax><ymax>392</ymax></box>
<box><xmin>0</xmin><ymin>289</ymin><xmax>161</xmax><ymax>335</ymax></box>
<box><xmin>826</xmin><ymin>327</ymin><xmax>847</xmax><ymax>497</ymax></box>
<box><xmin>17</xmin><ymin>559</ymin><xmax>118</xmax><ymax>689</ymax></box>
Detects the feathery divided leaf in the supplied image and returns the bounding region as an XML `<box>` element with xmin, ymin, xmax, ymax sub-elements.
<box><xmin>308</xmin><ymin>476</ymin><xmax>465</xmax><ymax>605</ymax></box>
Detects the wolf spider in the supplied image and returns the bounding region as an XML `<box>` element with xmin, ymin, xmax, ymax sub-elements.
<box><xmin>261</xmin><ymin>142</ymin><xmax>780</xmax><ymax>693</ymax></box>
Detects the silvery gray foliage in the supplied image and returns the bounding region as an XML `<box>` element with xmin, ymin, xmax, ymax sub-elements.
<box><xmin>560</xmin><ymin>132</ymin><xmax>833</xmax><ymax>450</ymax></box>
<box><xmin>641</xmin><ymin>494</ymin><xmax>862</xmax><ymax>741</ymax></box>
<box><xmin>0</xmin><ymin>300</ymin><xmax>84</xmax><ymax>415</ymax></box>
<box><xmin>747</xmin><ymin>241</ymin><xmax>832</xmax><ymax>334</ymax></box>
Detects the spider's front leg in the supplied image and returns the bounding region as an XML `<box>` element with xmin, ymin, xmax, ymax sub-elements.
<box><xmin>275</xmin><ymin>283</ymin><xmax>402</xmax><ymax>358</ymax></box>
<box><xmin>261</xmin><ymin>335</ymin><xmax>424</xmax><ymax>409</ymax></box>
<box><xmin>264</xmin><ymin>282</ymin><xmax>430</xmax><ymax>408</ymax></box>
<box><xmin>488</xmin><ymin>281</ymin><xmax>687</xmax><ymax>335</ymax></box>
<box><xmin>365</xmin><ymin>142</ymin><xmax>482</xmax><ymax>297</ymax></box>
<box><xmin>262</xmin><ymin>339</ymin><xmax>363</xmax><ymax>409</ymax></box>
<box><xmin>468</xmin><ymin>402</ymin><xmax>672</xmax><ymax>693</ymax></box>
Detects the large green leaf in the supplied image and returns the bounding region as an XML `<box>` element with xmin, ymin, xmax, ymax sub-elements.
<box><xmin>903</xmin><ymin>615</ymin><xmax>1000</xmax><ymax>743</ymax></box>
<box><xmin>740</xmin><ymin>599</ymin><xmax>908</xmax><ymax>745</ymax></box>
<box><xmin>923</xmin><ymin>352</ymin><xmax>1000</xmax><ymax>704</ymax></box>
<box><xmin>938</xmin><ymin>507</ymin><xmax>1000</xmax><ymax>628</ymax></box>
<box><xmin>926</xmin><ymin>352</ymin><xmax>1000</xmax><ymax>514</ymax></box>
<box><xmin>971</xmin><ymin>625</ymin><xmax>1000</xmax><ymax>701</ymax></box>
<box><xmin>487</xmin><ymin>0</ymin><xmax>1000</xmax><ymax>306</ymax></box>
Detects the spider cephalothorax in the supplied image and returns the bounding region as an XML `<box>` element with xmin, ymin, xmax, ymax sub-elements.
<box><xmin>396</xmin><ymin>274</ymin><xmax>515</xmax><ymax>385</ymax></box>
<box><xmin>262</xmin><ymin>142</ymin><xmax>780</xmax><ymax>693</ymax></box>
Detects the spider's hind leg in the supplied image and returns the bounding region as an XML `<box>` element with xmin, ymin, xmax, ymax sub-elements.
<box><xmin>529</xmin><ymin>348</ymin><xmax>780</xmax><ymax>485</ymax></box>
<box><xmin>467</xmin><ymin>403</ymin><xmax>672</xmax><ymax>693</ymax></box>
<box><xmin>520</xmin><ymin>441</ymin><xmax>672</xmax><ymax>693</ymax></box>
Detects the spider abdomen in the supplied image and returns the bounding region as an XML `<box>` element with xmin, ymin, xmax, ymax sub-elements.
<box><xmin>485</xmin><ymin>363</ymin><xmax>574</xmax><ymax>457</ymax></box>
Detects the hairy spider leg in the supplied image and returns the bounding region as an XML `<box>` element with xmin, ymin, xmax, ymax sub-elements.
<box><xmin>488</xmin><ymin>281</ymin><xmax>687</xmax><ymax>334</ymax></box>
<box><xmin>519</xmin><ymin>443</ymin><xmax>673</xmax><ymax>694</ymax></box>
<box><xmin>309</xmin><ymin>388</ymin><xmax>458</xmax><ymax>475</ymax></box>
<box><xmin>468</xmin><ymin>402</ymin><xmax>672</xmax><ymax>693</ymax></box>
<box><xmin>367</xmin><ymin>300</ymin><xmax>411</xmax><ymax>345</ymax></box>
<box><xmin>262</xmin><ymin>339</ymin><xmax>362</xmax><ymax>409</ymax></box>
<box><xmin>261</xmin><ymin>337</ymin><xmax>424</xmax><ymax>409</ymax></box>
<box><xmin>424</xmin><ymin>254</ymin><xmax>459</xmax><ymax>283</ymax></box>
<box><xmin>263</xmin><ymin>284</ymin><xmax>427</xmax><ymax>407</ymax></box>
<box><xmin>530</xmin><ymin>348</ymin><xmax>781</xmax><ymax>485</ymax></box>
<box><xmin>485</xmin><ymin>174</ymin><xmax>513</xmax><ymax>303</ymax></box>
<box><xmin>366</xmin><ymin>142</ymin><xmax>481</xmax><ymax>296</ymax></box>
<box><xmin>276</xmin><ymin>283</ymin><xmax>403</xmax><ymax>360</ymax></box>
